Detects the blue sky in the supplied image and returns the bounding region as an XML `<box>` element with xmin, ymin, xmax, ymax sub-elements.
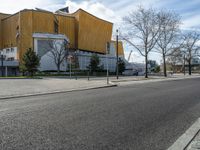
<box><xmin>1</xmin><ymin>0</ymin><xmax>200</xmax><ymax>63</ymax></box>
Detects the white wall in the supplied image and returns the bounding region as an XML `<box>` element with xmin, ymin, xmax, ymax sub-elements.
<box><xmin>34</xmin><ymin>38</ymin><xmax>68</xmax><ymax>71</ymax></box>
<box><xmin>1</xmin><ymin>47</ymin><xmax>18</xmax><ymax>60</ymax></box>
<box><xmin>77</xmin><ymin>50</ymin><xmax>123</xmax><ymax>72</ymax></box>
<box><xmin>39</xmin><ymin>51</ymin><xmax>67</xmax><ymax>71</ymax></box>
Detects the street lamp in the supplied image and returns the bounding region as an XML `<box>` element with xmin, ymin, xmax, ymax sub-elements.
<box><xmin>106</xmin><ymin>42</ymin><xmax>110</xmax><ymax>84</ymax></box>
<box><xmin>116</xmin><ymin>29</ymin><xmax>119</xmax><ymax>79</ymax></box>
<box><xmin>67</xmin><ymin>55</ymin><xmax>73</xmax><ymax>79</ymax></box>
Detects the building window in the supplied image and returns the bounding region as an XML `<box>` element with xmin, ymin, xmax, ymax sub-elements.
<box><xmin>11</xmin><ymin>48</ymin><xmax>14</xmax><ymax>52</ymax></box>
<box><xmin>54</xmin><ymin>21</ymin><xmax>59</xmax><ymax>33</ymax></box>
<box><xmin>7</xmin><ymin>57</ymin><xmax>15</xmax><ymax>61</ymax></box>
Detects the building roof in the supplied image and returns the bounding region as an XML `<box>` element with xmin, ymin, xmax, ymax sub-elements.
<box><xmin>0</xmin><ymin>7</ymin><xmax>113</xmax><ymax>25</ymax></box>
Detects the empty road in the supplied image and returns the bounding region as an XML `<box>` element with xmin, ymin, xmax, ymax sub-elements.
<box><xmin>0</xmin><ymin>78</ymin><xmax>200</xmax><ymax>150</ymax></box>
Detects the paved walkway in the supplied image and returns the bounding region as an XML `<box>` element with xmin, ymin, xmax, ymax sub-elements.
<box><xmin>0</xmin><ymin>78</ymin><xmax>114</xmax><ymax>99</ymax></box>
<box><xmin>109</xmin><ymin>74</ymin><xmax>200</xmax><ymax>86</ymax></box>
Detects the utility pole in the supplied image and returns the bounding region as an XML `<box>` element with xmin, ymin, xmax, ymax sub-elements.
<box><xmin>67</xmin><ymin>55</ymin><xmax>72</xmax><ymax>79</ymax></box>
<box><xmin>116</xmin><ymin>29</ymin><xmax>119</xmax><ymax>79</ymax></box>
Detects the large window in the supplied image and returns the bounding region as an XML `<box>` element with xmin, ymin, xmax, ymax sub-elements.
<box><xmin>37</xmin><ymin>40</ymin><xmax>52</xmax><ymax>58</ymax></box>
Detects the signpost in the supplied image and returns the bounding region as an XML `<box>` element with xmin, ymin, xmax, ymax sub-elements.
<box><xmin>67</xmin><ymin>55</ymin><xmax>73</xmax><ymax>79</ymax></box>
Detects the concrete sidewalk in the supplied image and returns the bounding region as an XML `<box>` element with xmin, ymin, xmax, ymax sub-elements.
<box><xmin>110</xmin><ymin>74</ymin><xmax>200</xmax><ymax>85</ymax></box>
<box><xmin>0</xmin><ymin>78</ymin><xmax>115</xmax><ymax>99</ymax></box>
<box><xmin>0</xmin><ymin>74</ymin><xmax>199</xmax><ymax>99</ymax></box>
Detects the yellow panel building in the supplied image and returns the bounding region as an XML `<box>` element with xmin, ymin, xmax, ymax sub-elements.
<box><xmin>0</xmin><ymin>7</ymin><xmax>125</xmax><ymax>74</ymax></box>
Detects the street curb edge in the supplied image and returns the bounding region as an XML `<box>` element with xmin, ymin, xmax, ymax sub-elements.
<box><xmin>167</xmin><ymin>118</ymin><xmax>200</xmax><ymax>150</ymax></box>
<box><xmin>0</xmin><ymin>84</ymin><xmax>117</xmax><ymax>100</ymax></box>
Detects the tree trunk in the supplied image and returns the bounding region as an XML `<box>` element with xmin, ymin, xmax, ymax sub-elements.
<box><xmin>145</xmin><ymin>55</ymin><xmax>148</xmax><ymax>78</ymax></box>
<box><xmin>163</xmin><ymin>55</ymin><xmax>167</xmax><ymax>77</ymax></box>
<box><xmin>57</xmin><ymin>64</ymin><xmax>60</xmax><ymax>74</ymax></box>
<box><xmin>189</xmin><ymin>59</ymin><xmax>192</xmax><ymax>75</ymax></box>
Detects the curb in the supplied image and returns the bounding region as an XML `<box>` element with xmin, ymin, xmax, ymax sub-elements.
<box><xmin>0</xmin><ymin>84</ymin><xmax>117</xmax><ymax>100</ymax></box>
<box><xmin>168</xmin><ymin>118</ymin><xmax>200</xmax><ymax>150</ymax></box>
<box><xmin>113</xmin><ymin>76</ymin><xmax>200</xmax><ymax>85</ymax></box>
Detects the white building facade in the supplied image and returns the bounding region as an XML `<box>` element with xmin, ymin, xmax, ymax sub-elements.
<box><xmin>33</xmin><ymin>33</ymin><xmax>124</xmax><ymax>73</ymax></box>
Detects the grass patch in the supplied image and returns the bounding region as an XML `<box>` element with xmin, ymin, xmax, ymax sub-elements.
<box><xmin>0</xmin><ymin>76</ymin><xmax>42</xmax><ymax>79</ymax></box>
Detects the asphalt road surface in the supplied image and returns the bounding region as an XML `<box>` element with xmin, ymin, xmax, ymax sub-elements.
<box><xmin>0</xmin><ymin>78</ymin><xmax>200</xmax><ymax>150</ymax></box>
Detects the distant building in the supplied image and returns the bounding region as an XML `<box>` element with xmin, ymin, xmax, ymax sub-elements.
<box><xmin>0</xmin><ymin>8</ymin><xmax>124</xmax><ymax>75</ymax></box>
<box><xmin>162</xmin><ymin>57</ymin><xmax>200</xmax><ymax>73</ymax></box>
<box><xmin>192</xmin><ymin>57</ymin><xmax>200</xmax><ymax>65</ymax></box>
<box><xmin>148</xmin><ymin>60</ymin><xmax>159</xmax><ymax>72</ymax></box>
<box><xmin>123</xmin><ymin>61</ymin><xmax>146</xmax><ymax>76</ymax></box>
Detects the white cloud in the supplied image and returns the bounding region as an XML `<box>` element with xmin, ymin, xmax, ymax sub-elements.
<box><xmin>182</xmin><ymin>15</ymin><xmax>200</xmax><ymax>29</ymax></box>
<box><xmin>0</xmin><ymin>0</ymin><xmax>64</xmax><ymax>14</ymax></box>
<box><xmin>65</xmin><ymin>0</ymin><xmax>116</xmax><ymax>23</ymax></box>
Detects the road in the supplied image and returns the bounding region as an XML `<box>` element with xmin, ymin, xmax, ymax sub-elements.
<box><xmin>0</xmin><ymin>78</ymin><xmax>200</xmax><ymax>150</ymax></box>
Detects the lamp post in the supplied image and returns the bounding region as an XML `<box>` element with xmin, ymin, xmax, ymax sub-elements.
<box><xmin>67</xmin><ymin>55</ymin><xmax>72</xmax><ymax>79</ymax></box>
<box><xmin>106</xmin><ymin>42</ymin><xmax>110</xmax><ymax>85</ymax></box>
<box><xmin>116</xmin><ymin>29</ymin><xmax>119</xmax><ymax>79</ymax></box>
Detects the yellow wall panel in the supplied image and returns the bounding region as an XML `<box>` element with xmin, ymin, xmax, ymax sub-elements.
<box><xmin>32</xmin><ymin>11</ymin><xmax>54</xmax><ymax>34</ymax></box>
<box><xmin>0</xmin><ymin>13</ymin><xmax>10</xmax><ymax>49</ymax></box>
<box><xmin>112</xmin><ymin>41</ymin><xmax>125</xmax><ymax>56</ymax></box>
<box><xmin>118</xmin><ymin>42</ymin><xmax>124</xmax><ymax>56</ymax></box>
<box><xmin>1</xmin><ymin>14</ymin><xmax>19</xmax><ymax>49</ymax></box>
<box><xmin>75</xmin><ymin>10</ymin><xmax>113</xmax><ymax>54</ymax></box>
<box><xmin>20</xmin><ymin>11</ymin><xmax>33</xmax><ymax>61</ymax></box>
<box><xmin>57</xmin><ymin>15</ymin><xmax>75</xmax><ymax>48</ymax></box>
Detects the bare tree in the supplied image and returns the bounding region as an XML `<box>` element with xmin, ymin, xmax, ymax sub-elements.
<box><xmin>48</xmin><ymin>40</ymin><xmax>69</xmax><ymax>73</ymax></box>
<box><xmin>122</xmin><ymin>6</ymin><xmax>161</xmax><ymax>78</ymax></box>
<box><xmin>181</xmin><ymin>31</ymin><xmax>200</xmax><ymax>75</ymax></box>
<box><xmin>156</xmin><ymin>10</ymin><xmax>181</xmax><ymax>77</ymax></box>
<box><xmin>167</xmin><ymin>48</ymin><xmax>182</xmax><ymax>73</ymax></box>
